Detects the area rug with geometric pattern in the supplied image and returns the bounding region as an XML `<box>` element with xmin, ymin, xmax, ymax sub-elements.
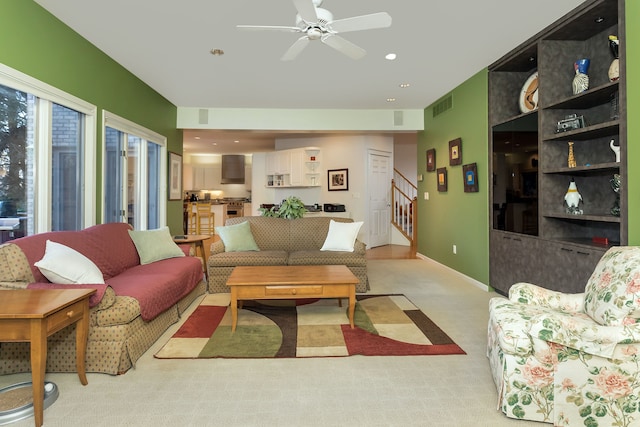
<box><xmin>154</xmin><ymin>293</ymin><xmax>465</xmax><ymax>359</ymax></box>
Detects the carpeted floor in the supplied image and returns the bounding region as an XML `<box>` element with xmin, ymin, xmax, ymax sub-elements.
<box><xmin>1</xmin><ymin>258</ymin><xmax>543</xmax><ymax>427</ymax></box>
<box><xmin>154</xmin><ymin>294</ymin><xmax>465</xmax><ymax>359</ymax></box>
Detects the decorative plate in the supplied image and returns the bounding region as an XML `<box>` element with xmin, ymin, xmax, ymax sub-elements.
<box><xmin>518</xmin><ymin>71</ymin><xmax>539</xmax><ymax>113</ymax></box>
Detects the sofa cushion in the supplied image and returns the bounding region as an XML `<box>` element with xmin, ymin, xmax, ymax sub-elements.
<box><xmin>34</xmin><ymin>240</ymin><xmax>105</xmax><ymax>284</ymax></box>
<box><xmin>226</xmin><ymin>217</ymin><xmax>292</xmax><ymax>251</ymax></box>
<box><xmin>288</xmin><ymin>250</ymin><xmax>367</xmax><ymax>267</ymax></box>
<box><xmin>320</xmin><ymin>220</ymin><xmax>363</xmax><ymax>252</ymax></box>
<box><xmin>289</xmin><ymin>216</ymin><xmax>354</xmax><ymax>251</ymax></box>
<box><xmin>106</xmin><ymin>256</ymin><xmax>203</xmax><ymax>321</ymax></box>
<box><xmin>12</xmin><ymin>223</ymin><xmax>140</xmax><ymax>282</ymax></box>
<box><xmin>583</xmin><ymin>246</ymin><xmax>640</xmax><ymax>326</ymax></box>
<box><xmin>128</xmin><ymin>226</ymin><xmax>185</xmax><ymax>265</ymax></box>
<box><xmin>215</xmin><ymin>221</ymin><xmax>259</xmax><ymax>252</ymax></box>
<box><xmin>207</xmin><ymin>250</ymin><xmax>288</xmax><ymax>267</ymax></box>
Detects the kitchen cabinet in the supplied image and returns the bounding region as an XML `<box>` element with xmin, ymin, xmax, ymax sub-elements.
<box><xmin>192</xmin><ymin>166</ymin><xmax>216</xmax><ymax>190</ymax></box>
<box><xmin>266</xmin><ymin>147</ymin><xmax>321</xmax><ymax>188</ymax></box>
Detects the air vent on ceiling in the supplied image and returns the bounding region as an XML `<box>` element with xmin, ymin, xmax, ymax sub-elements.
<box><xmin>433</xmin><ymin>94</ymin><xmax>453</xmax><ymax>118</ymax></box>
<box><xmin>198</xmin><ymin>109</ymin><xmax>209</xmax><ymax>125</ymax></box>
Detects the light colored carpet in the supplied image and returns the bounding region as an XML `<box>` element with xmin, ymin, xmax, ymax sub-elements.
<box><xmin>1</xmin><ymin>258</ymin><xmax>540</xmax><ymax>427</ymax></box>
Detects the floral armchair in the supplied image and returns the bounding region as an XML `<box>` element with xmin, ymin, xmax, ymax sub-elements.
<box><xmin>488</xmin><ymin>246</ymin><xmax>640</xmax><ymax>426</ymax></box>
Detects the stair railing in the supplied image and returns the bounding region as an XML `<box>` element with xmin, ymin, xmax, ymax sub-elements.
<box><xmin>391</xmin><ymin>169</ymin><xmax>417</xmax><ymax>257</ymax></box>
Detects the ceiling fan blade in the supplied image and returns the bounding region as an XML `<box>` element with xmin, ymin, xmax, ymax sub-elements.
<box><xmin>292</xmin><ymin>0</ymin><xmax>318</xmax><ymax>24</ymax></box>
<box><xmin>328</xmin><ymin>12</ymin><xmax>392</xmax><ymax>33</ymax></box>
<box><xmin>237</xmin><ymin>25</ymin><xmax>302</xmax><ymax>33</ymax></box>
<box><xmin>281</xmin><ymin>36</ymin><xmax>310</xmax><ymax>61</ymax></box>
<box><xmin>321</xmin><ymin>34</ymin><xmax>366</xmax><ymax>60</ymax></box>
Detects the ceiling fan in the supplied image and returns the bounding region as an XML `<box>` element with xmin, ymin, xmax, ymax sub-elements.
<box><xmin>237</xmin><ymin>0</ymin><xmax>392</xmax><ymax>61</ymax></box>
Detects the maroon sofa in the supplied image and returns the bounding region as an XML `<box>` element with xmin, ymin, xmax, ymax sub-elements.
<box><xmin>0</xmin><ymin>223</ymin><xmax>206</xmax><ymax>375</ymax></box>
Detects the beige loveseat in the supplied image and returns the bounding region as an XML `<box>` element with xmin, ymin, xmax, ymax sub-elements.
<box><xmin>207</xmin><ymin>216</ymin><xmax>368</xmax><ymax>293</ymax></box>
<box><xmin>0</xmin><ymin>223</ymin><xmax>206</xmax><ymax>375</ymax></box>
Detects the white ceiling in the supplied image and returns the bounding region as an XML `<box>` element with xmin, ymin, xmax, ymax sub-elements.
<box><xmin>35</xmin><ymin>0</ymin><xmax>585</xmax><ymax>154</ymax></box>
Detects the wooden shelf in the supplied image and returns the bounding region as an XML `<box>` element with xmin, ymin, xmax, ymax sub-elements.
<box><xmin>543</xmin><ymin>121</ymin><xmax>619</xmax><ymax>141</ymax></box>
<box><xmin>542</xmin><ymin>162</ymin><xmax>619</xmax><ymax>174</ymax></box>
<box><xmin>542</xmin><ymin>212</ymin><xmax>620</xmax><ymax>223</ymax></box>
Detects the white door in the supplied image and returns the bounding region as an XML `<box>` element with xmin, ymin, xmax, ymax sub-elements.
<box><xmin>368</xmin><ymin>151</ymin><xmax>391</xmax><ymax>248</ymax></box>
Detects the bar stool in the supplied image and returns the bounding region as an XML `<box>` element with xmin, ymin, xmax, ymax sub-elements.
<box><xmin>195</xmin><ymin>203</ymin><xmax>215</xmax><ymax>235</ymax></box>
<box><xmin>187</xmin><ymin>203</ymin><xmax>198</xmax><ymax>234</ymax></box>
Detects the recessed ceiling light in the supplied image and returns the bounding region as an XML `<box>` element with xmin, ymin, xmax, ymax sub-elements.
<box><xmin>385</xmin><ymin>53</ymin><xmax>397</xmax><ymax>61</ymax></box>
<box><xmin>234</xmin><ymin>140</ymin><xmax>240</xmax><ymax>143</ymax></box>
<box><xmin>194</xmin><ymin>136</ymin><xmax>201</xmax><ymax>140</ymax></box>
<box><xmin>386</xmin><ymin>98</ymin><xmax>396</xmax><ymax>102</ymax></box>
<box><xmin>399</xmin><ymin>83</ymin><xmax>410</xmax><ymax>88</ymax></box>
<box><xmin>212</xmin><ymin>142</ymin><xmax>217</xmax><ymax>146</ymax></box>
<box><xmin>210</xmin><ymin>48</ymin><xmax>225</xmax><ymax>56</ymax></box>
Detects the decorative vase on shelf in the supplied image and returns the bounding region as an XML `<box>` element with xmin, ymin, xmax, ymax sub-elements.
<box><xmin>608</xmin><ymin>35</ymin><xmax>620</xmax><ymax>82</ymax></box>
<box><xmin>572</xmin><ymin>58</ymin><xmax>590</xmax><ymax>95</ymax></box>
<box><xmin>567</xmin><ymin>142</ymin><xmax>576</xmax><ymax>168</ymax></box>
<box><xmin>564</xmin><ymin>179</ymin><xmax>583</xmax><ymax>215</ymax></box>
<box><xmin>610</xmin><ymin>174</ymin><xmax>621</xmax><ymax>217</ymax></box>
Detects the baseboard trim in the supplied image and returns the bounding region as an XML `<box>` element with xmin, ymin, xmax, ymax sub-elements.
<box><xmin>415</xmin><ymin>252</ymin><xmax>490</xmax><ymax>292</ymax></box>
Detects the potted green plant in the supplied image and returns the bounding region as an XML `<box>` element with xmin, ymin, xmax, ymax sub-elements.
<box><xmin>259</xmin><ymin>196</ymin><xmax>306</xmax><ymax>219</ymax></box>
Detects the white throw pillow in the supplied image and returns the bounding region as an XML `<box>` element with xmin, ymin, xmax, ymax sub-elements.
<box><xmin>35</xmin><ymin>240</ymin><xmax>105</xmax><ymax>284</ymax></box>
<box><xmin>128</xmin><ymin>226</ymin><xmax>185</xmax><ymax>265</ymax></box>
<box><xmin>320</xmin><ymin>220</ymin><xmax>363</xmax><ymax>252</ymax></box>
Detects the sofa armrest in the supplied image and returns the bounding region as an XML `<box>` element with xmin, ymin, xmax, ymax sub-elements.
<box><xmin>509</xmin><ymin>282</ymin><xmax>584</xmax><ymax>314</ymax></box>
<box><xmin>353</xmin><ymin>239</ymin><xmax>366</xmax><ymax>255</ymax></box>
<box><xmin>211</xmin><ymin>240</ymin><xmax>225</xmax><ymax>255</ymax></box>
<box><xmin>529</xmin><ymin>309</ymin><xmax>640</xmax><ymax>359</ymax></box>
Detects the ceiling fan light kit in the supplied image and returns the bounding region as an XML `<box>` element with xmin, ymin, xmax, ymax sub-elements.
<box><xmin>237</xmin><ymin>0</ymin><xmax>391</xmax><ymax>61</ymax></box>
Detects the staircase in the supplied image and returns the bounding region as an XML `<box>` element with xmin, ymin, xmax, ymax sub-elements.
<box><xmin>392</xmin><ymin>169</ymin><xmax>417</xmax><ymax>257</ymax></box>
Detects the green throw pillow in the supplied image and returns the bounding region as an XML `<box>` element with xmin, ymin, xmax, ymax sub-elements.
<box><xmin>215</xmin><ymin>221</ymin><xmax>259</xmax><ymax>252</ymax></box>
<box><xmin>128</xmin><ymin>226</ymin><xmax>185</xmax><ymax>265</ymax></box>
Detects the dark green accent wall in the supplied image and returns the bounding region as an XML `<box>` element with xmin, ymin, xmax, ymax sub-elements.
<box><xmin>626</xmin><ymin>0</ymin><xmax>639</xmax><ymax>244</ymax></box>
<box><xmin>417</xmin><ymin>70</ymin><xmax>489</xmax><ymax>284</ymax></box>
<box><xmin>0</xmin><ymin>1</ymin><xmax>183</xmax><ymax>233</ymax></box>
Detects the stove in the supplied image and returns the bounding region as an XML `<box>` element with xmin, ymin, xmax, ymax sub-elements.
<box><xmin>223</xmin><ymin>198</ymin><xmax>246</xmax><ymax>218</ymax></box>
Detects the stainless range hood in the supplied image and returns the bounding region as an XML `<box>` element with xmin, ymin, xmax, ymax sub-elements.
<box><xmin>221</xmin><ymin>155</ymin><xmax>245</xmax><ymax>184</ymax></box>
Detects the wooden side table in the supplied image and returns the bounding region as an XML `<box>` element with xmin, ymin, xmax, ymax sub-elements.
<box><xmin>173</xmin><ymin>234</ymin><xmax>211</xmax><ymax>278</ymax></box>
<box><xmin>0</xmin><ymin>288</ymin><xmax>95</xmax><ymax>427</ymax></box>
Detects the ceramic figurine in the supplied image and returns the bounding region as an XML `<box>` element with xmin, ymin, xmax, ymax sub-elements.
<box><xmin>610</xmin><ymin>139</ymin><xmax>620</xmax><ymax>162</ymax></box>
<box><xmin>572</xmin><ymin>58</ymin><xmax>590</xmax><ymax>95</ymax></box>
<box><xmin>567</xmin><ymin>142</ymin><xmax>576</xmax><ymax>168</ymax></box>
<box><xmin>564</xmin><ymin>179</ymin><xmax>583</xmax><ymax>215</ymax></box>
<box><xmin>608</xmin><ymin>35</ymin><xmax>620</xmax><ymax>82</ymax></box>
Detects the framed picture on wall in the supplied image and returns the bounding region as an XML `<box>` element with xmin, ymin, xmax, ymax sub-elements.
<box><xmin>328</xmin><ymin>168</ymin><xmax>349</xmax><ymax>191</ymax></box>
<box><xmin>449</xmin><ymin>138</ymin><xmax>462</xmax><ymax>166</ymax></box>
<box><xmin>426</xmin><ymin>149</ymin><xmax>436</xmax><ymax>172</ymax></box>
<box><xmin>463</xmin><ymin>163</ymin><xmax>479</xmax><ymax>192</ymax></box>
<box><xmin>437</xmin><ymin>167</ymin><xmax>447</xmax><ymax>192</ymax></box>
<box><xmin>168</xmin><ymin>152</ymin><xmax>183</xmax><ymax>200</ymax></box>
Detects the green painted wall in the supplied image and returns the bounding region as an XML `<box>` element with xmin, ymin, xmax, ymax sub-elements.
<box><xmin>626</xmin><ymin>0</ymin><xmax>639</xmax><ymax>244</ymax></box>
<box><xmin>0</xmin><ymin>1</ymin><xmax>183</xmax><ymax>233</ymax></box>
<box><xmin>417</xmin><ymin>70</ymin><xmax>489</xmax><ymax>284</ymax></box>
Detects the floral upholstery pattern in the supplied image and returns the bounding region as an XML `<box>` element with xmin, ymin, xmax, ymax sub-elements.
<box><xmin>488</xmin><ymin>247</ymin><xmax>640</xmax><ymax>426</ymax></box>
<box><xmin>583</xmin><ymin>246</ymin><xmax>640</xmax><ymax>327</ymax></box>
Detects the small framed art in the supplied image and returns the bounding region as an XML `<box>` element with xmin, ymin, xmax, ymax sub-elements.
<box><xmin>168</xmin><ymin>152</ymin><xmax>183</xmax><ymax>200</ymax></box>
<box><xmin>463</xmin><ymin>163</ymin><xmax>479</xmax><ymax>193</ymax></box>
<box><xmin>328</xmin><ymin>168</ymin><xmax>349</xmax><ymax>191</ymax></box>
<box><xmin>437</xmin><ymin>167</ymin><xmax>447</xmax><ymax>192</ymax></box>
<box><xmin>426</xmin><ymin>149</ymin><xmax>436</xmax><ymax>172</ymax></box>
<box><xmin>449</xmin><ymin>138</ymin><xmax>462</xmax><ymax>166</ymax></box>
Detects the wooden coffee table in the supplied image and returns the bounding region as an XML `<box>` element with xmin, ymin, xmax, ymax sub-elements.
<box><xmin>226</xmin><ymin>265</ymin><xmax>359</xmax><ymax>332</ymax></box>
<box><xmin>0</xmin><ymin>288</ymin><xmax>95</xmax><ymax>427</ymax></box>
